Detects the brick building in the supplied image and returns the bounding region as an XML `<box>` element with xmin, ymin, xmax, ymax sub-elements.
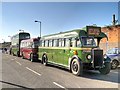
<box><xmin>99</xmin><ymin>24</ymin><xmax>120</xmax><ymax>53</ymax></box>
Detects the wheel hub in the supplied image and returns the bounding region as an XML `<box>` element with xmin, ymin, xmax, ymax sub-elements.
<box><xmin>73</xmin><ymin>62</ymin><xmax>78</xmax><ymax>72</ymax></box>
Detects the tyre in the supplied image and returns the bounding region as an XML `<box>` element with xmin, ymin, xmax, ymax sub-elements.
<box><xmin>42</xmin><ymin>54</ymin><xmax>48</xmax><ymax>66</ymax></box>
<box><xmin>111</xmin><ymin>60</ymin><xmax>119</xmax><ymax>69</ymax></box>
<box><xmin>17</xmin><ymin>51</ymin><xmax>19</xmax><ymax>57</ymax></box>
<box><xmin>22</xmin><ymin>53</ymin><xmax>25</xmax><ymax>59</ymax></box>
<box><xmin>99</xmin><ymin>62</ymin><xmax>111</xmax><ymax>75</ymax></box>
<box><xmin>71</xmin><ymin>58</ymin><xmax>83</xmax><ymax>76</ymax></box>
<box><xmin>30</xmin><ymin>53</ymin><xmax>34</xmax><ymax>62</ymax></box>
<box><xmin>12</xmin><ymin>52</ymin><xmax>15</xmax><ymax>56</ymax></box>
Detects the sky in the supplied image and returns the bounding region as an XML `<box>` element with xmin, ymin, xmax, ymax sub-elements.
<box><xmin>0</xmin><ymin>2</ymin><xmax>119</xmax><ymax>43</ymax></box>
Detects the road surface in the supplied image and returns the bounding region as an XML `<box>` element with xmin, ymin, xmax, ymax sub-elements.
<box><xmin>0</xmin><ymin>53</ymin><xmax>119</xmax><ymax>89</ymax></box>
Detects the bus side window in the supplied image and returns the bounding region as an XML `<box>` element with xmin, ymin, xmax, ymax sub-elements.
<box><xmin>62</xmin><ymin>38</ymin><xmax>65</xmax><ymax>47</ymax></box>
<box><xmin>45</xmin><ymin>40</ymin><xmax>48</xmax><ymax>47</ymax></box>
<box><xmin>65</xmin><ymin>38</ymin><xmax>70</xmax><ymax>47</ymax></box>
<box><xmin>53</xmin><ymin>39</ymin><xmax>58</xmax><ymax>47</ymax></box>
<box><xmin>59</xmin><ymin>39</ymin><xmax>62</xmax><ymax>47</ymax></box>
<box><xmin>20</xmin><ymin>42</ymin><xmax>22</xmax><ymax>47</ymax></box>
<box><xmin>40</xmin><ymin>40</ymin><xmax>42</xmax><ymax>46</ymax></box>
<box><xmin>42</xmin><ymin>40</ymin><xmax>45</xmax><ymax>47</ymax></box>
<box><xmin>76</xmin><ymin>39</ymin><xmax>81</xmax><ymax>47</ymax></box>
<box><xmin>30</xmin><ymin>42</ymin><xmax>32</xmax><ymax>48</ymax></box>
<box><xmin>71</xmin><ymin>38</ymin><xmax>76</xmax><ymax>47</ymax></box>
<box><xmin>49</xmin><ymin>40</ymin><xmax>52</xmax><ymax>47</ymax></box>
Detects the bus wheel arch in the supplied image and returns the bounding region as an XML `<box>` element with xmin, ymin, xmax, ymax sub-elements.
<box><xmin>70</xmin><ymin>56</ymin><xmax>83</xmax><ymax>76</ymax></box>
<box><xmin>42</xmin><ymin>53</ymin><xmax>48</xmax><ymax>66</ymax></box>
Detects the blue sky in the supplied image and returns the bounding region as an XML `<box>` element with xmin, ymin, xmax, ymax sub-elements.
<box><xmin>1</xmin><ymin>2</ymin><xmax>118</xmax><ymax>43</ymax></box>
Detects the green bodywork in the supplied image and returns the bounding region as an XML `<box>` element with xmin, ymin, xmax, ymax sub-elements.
<box><xmin>12</xmin><ymin>48</ymin><xmax>19</xmax><ymax>55</ymax></box>
<box><xmin>11</xmin><ymin>32</ymin><xmax>30</xmax><ymax>56</ymax></box>
<box><xmin>38</xmin><ymin>47</ymin><xmax>92</xmax><ymax>68</ymax></box>
<box><xmin>38</xmin><ymin>26</ymin><xmax>108</xmax><ymax>68</ymax></box>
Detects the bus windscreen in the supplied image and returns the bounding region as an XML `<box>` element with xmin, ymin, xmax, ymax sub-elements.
<box><xmin>81</xmin><ymin>37</ymin><xmax>97</xmax><ymax>47</ymax></box>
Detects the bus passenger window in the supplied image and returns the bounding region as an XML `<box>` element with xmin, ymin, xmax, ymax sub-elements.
<box><xmin>49</xmin><ymin>40</ymin><xmax>52</xmax><ymax>47</ymax></box>
<box><xmin>40</xmin><ymin>40</ymin><xmax>42</xmax><ymax>46</ymax></box>
<box><xmin>62</xmin><ymin>38</ymin><xmax>65</xmax><ymax>47</ymax></box>
<box><xmin>42</xmin><ymin>40</ymin><xmax>44</xmax><ymax>47</ymax></box>
<box><xmin>65</xmin><ymin>38</ymin><xmax>70</xmax><ymax>47</ymax></box>
<box><xmin>76</xmin><ymin>39</ymin><xmax>81</xmax><ymax>47</ymax></box>
<box><xmin>53</xmin><ymin>39</ymin><xmax>59</xmax><ymax>47</ymax></box>
<box><xmin>71</xmin><ymin>38</ymin><xmax>76</xmax><ymax>47</ymax></box>
<box><xmin>59</xmin><ymin>39</ymin><xmax>62</xmax><ymax>47</ymax></box>
<box><xmin>45</xmin><ymin>40</ymin><xmax>48</xmax><ymax>47</ymax></box>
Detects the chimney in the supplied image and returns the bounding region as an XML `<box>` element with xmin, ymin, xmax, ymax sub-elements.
<box><xmin>112</xmin><ymin>14</ymin><xmax>116</xmax><ymax>25</ymax></box>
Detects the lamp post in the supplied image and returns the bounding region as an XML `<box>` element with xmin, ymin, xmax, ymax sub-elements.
<box><xmin>19</xmin><ymin>29</ymin><xmax>24</xmax><ymax>32</ymax></box>
<box><xmin>35</xmin><ymin>20</ymin><xmax>41</xmax><ymax>38</ymax></box>
<box><xmin>8</xmin><ymin>36</ymin><xmax>11</xmax><ymax>42</ymax></box>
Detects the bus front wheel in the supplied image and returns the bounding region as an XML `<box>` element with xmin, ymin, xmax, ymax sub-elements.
<box><xmin>71</xmin><ymin>58</ymin><xmax>83</xmax><ymax>76</ymax></box>
<box><xmin>99</xmin><ymin>62</ymin><xmax>111</xmax><ymax>75</ymax></box>
<box><xmin>42</xmin><ymin>54</ymin><xmax>48</xmax><ymax>66</ymax></box>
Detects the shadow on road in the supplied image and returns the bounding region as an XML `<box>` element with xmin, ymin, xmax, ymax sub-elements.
<box><xmin>45</xmin><ymin>64</ymin><xmax>119</xmax><ymax>84</ymax></box>
<box><xmin>31</xmin><ymin>59</ymin><xmax>119</xmax><ymax>84</ymax></box>
<box><xmin>81</xmin><ymin>68</ymin><xmax>119</xmax><ymax>84</ymax></box>
<box><xmin>0</xmin><ymin>80</ymin><xmax>34</xmax><ymax>90</ymax></box>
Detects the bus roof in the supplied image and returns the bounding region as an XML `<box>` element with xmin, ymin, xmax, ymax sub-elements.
<box><xmin>11</xmin><ymin>32</ymin><xmax>30</xmax><ymax>38</ymax></box>
<box><xmin>41</xmin><ymin>26</ymin><xmax>108</xmax><ymax>40</ymax></box>
<box><xmin>21</xmin><ymin>38</ymin><xmax>39</xmax><ymax>42</ymax></box>
<box><xmin>41</xmin><ymin>29</ymin><xmax>81</xmax><ymax>40</ymax></box>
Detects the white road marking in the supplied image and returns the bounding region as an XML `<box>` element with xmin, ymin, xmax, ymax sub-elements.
<box><xmin>26</xmin><ymin>67</ymin><xmax>41</xmax><ymax>76</ymax></box>
<box><xmin>53</xmin><ymin>82</ymin><xmax>65</xmax><ymax>88</ymax></box>
<box><xmin>16</xmin><ymin>61</ymin><xmax>22</xmax><ymax>66</ymax></box>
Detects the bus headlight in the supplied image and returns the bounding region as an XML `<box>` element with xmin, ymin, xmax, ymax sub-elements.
<box><xmin>87</xmin><ymin>54</ymin><xmax>91</xmax><ymax>60</ymax></box>
<box><xmin>104</xmin><ymin>54</ymin><xmax>107</xmax><ymax>59</ymax></box>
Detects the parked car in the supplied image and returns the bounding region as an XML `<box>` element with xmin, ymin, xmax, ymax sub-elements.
<box><xmin>105</xmin><ymin>48</ymin><xmax>120</xmax><ymax>69</ymax></box>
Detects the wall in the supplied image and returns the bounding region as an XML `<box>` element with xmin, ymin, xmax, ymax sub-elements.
<box><xmin>99</xmin><ymin>25</ymin><xmax>120</xmax><ymax>53</ymax></box>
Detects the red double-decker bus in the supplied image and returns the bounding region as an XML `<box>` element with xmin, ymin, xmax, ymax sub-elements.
<box><xmin>20</xmin><ymin>38</ymin><xmax>39</xmax><ymax>62</ymax></box>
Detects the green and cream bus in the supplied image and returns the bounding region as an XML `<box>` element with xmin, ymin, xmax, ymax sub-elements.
<box><xmin>38</xmin><ymin>26</ymin><xmax>111</xmax><ymax>76</ymax></box>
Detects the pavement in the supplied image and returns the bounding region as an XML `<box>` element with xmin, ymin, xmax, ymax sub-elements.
<box><xmin>0</xmin><ymin>52</ymin><xmax>119</xmax><ymax>89</ymax></box>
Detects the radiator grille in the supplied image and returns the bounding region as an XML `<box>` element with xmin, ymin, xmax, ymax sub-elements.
<box><xmin>93</xmin><ymin>49</ymin><xmax>103</xmax><ymax>67</ymax></box>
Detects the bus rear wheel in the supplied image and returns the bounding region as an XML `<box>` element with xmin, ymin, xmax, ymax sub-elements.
<box><xmin>71</xmin><ymin>58</ymin><xmax>83</xmax><ymax>76</ymax></box>
<box><xmin>17</xmin><ymin>51</ymin><xmax>19</xmax><ymax>57</ymax></box>
<box><xmin>42</xmin><ymin>54</ymin><xmax>48</xmax><ymax>66</ymax></box>
<box><xmin>22</xmin><ymin>53</ymin><xmax>25</xmax><ymax>59</ymax></box>
<box><xmin>12</xmin><ymin>52</ymin><xmax>15</xmax><ymax>56</ymax></box>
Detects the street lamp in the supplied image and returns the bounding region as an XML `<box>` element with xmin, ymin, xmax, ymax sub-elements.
<box><xmin>19</xmin><ymin>29</ymin><xmax>24</xmax><ymax>32</ymax></box>
<box><xmin>8</xmin><ymin>36</ymin><xmax>11</xmax><ymax>42</ymax></box>
<box><xmin>35</xmin><ymin>20</ymin><xmax>41</xmax><ymax>38</ymax></box>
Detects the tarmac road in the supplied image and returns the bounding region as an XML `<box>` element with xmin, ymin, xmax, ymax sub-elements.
<box><xmin>0</xmin><ymin>53</ymin><xmax>119</xmax><ymax>89</ymax></box>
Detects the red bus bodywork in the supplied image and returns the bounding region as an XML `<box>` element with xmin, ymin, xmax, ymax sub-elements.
<box><xmin>20</xmin><ymin>38</ymin><xmax>39</xmax><ymax>61</ymax></box>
